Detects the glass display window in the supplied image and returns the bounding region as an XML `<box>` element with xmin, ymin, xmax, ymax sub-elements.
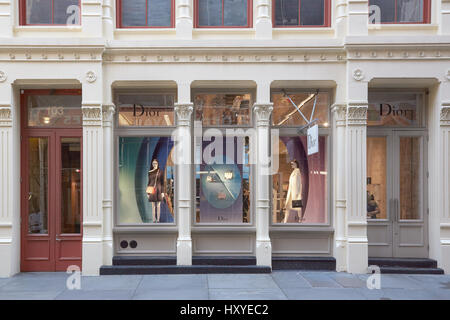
<box><xmin>116</xmin><ymin>93</ymin><xmax>176</xmax><ymax>127</ymax></box>
<box><xmin>195</xmin><ymin>136</ymin><xmax>251</xmax><ymax>224</ymax></box>
<box><xmin>194</xmin><ymin>93</ymin><xmax>253</xmax><ymax>126</ymax></box>
<box><xmin>271</xmin><ymin>91</ymin><xmax>330</xmax><ymax>128</ymax></box>
<box><xmin>118</xmin><ymin>136</ymin><xmax>175</xmax><ymax>224</ymax></box>
<box><xmin>272</xmin><ymin>136</ymin><xmax>328</xmax><ymax>224</ymax></box>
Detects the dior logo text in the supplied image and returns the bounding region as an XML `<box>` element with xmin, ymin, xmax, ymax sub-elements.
<box><xmin>133</xmin><ymin>104</ymin><xmax>161</xmax><ymax>117</ymax></box>
<box><xmin>379</xmin><ymin>104</ymin><xmax>413</xmax><ymax>117</ymax></box>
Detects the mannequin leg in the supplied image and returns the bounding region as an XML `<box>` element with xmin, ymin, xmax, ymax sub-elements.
<box><xmin>151</xmin><ymin>202</ymin><xmax>156</xmax><ymax>223</ymax></box>
<box><xmin>156</xmin><ymin>202</ymin><xmax>161</xmax><ymax>223</ymax></box>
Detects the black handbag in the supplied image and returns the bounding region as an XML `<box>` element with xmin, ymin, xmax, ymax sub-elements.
<box><xmin>292</xmin><ymin>200</ymin><xmax>303</xmax><ymax>208</ymax></box>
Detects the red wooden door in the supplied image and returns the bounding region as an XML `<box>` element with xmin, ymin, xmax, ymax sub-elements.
<box><xmin>21</xmin><ymin>90</ymin><xmax>82</xmax><ymax>272</ymax></box>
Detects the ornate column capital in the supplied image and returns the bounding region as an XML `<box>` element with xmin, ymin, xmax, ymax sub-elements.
<box><xmin>346</xmin><ymin>103</ymin><xmax>368</xmax><ymax>126</ymax></box>
<box><xmin>175</xmin><ymin>103</ymin><xmax>193</xmax><ymax>127</ymax></box>
<box><xmin>82</xmin><ymin>103</ymin><xmax>103</xmax><ymax>127</ymax></box>
<box><xmin>253</xmin><ymin>103</ymin><xmax>273</xmax><ymax>127</ymax></box>
<box><xmin>331</xmin><ymin>104</ymin><xmax>347</xmax><ymax>127</ymax></box>
<box><xmin>0</xmin><ymin>105</ymin><xmax>12</xmax><ymax>127</ymax></box>
<box><xmin>441</xmin><ymin>103</ymin><xmax>450</xmax><ymax>127</ymax></box>
<box><xmin>102</xmin><ymin>104</ymin><xmax>116</xmax><ymax>126</ymax></box>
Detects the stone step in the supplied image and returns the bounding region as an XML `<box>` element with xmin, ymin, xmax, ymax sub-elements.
<box><xmin>112</xmin><ymin>256</ymin><xmax>256</xmax><ymax>266</ymax></box>
<box><xmin>368</xmin><ymin>258</ymin><xmax>438</xmax><ymax>269</ymax></box>
<box><xmin>272</xmin><ymin>257</ymin><xmax>336</xmax><ymax>271</ymax></box>
<box><xmin>100</xmin><ymin>265</ymin><xmax>271</xmax><ymax>275</ymax></box>
<box><xmin>379</xmin><ymin>266</ymin><xmax>444</xmax><ymax>275</ymax></box>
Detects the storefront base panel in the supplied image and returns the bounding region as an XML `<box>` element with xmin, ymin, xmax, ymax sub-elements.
<box><xmin>270</xmin><ymin>232</ymin><xmax>333</xmax><ymax>256</ymax></box>
<box><xmin>192</xmin><ymin>233</ymin><xmax>255</xmax><ymax>256</ymax></box>
<box><xmin>115</xmin><ymin>233</ymin><xmax>177</xmax><ymax>256</ymax></box>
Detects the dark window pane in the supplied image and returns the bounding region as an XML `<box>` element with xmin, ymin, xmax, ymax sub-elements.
<box><xmin>224</xmin><ymin>0</ymin><xmax>248</xmax><ymax>26</ymax></box>
<box><xmin>54</xmin><ymin>0</ymin><xmax>80</xmax><ymax>25</ymax></box>
<box><xmin>198</xmin><ymin>0</ymin><xmax>223</xmax><ymax>26</ymax></box>
<box><xmin>27</xmin><ymin>0</ymin><xmax>52</xmax><ymax>24</ymax></box>
<box><xmin>121</xmin><ymin>0</ymin><xmax>147</xmax><ymax>27</ymax></box>
<box><xmin>275</xmin><ymin>0</ymin><xmax>299</xmax><ymax>26</ymax></box>
<box><xmin>397</xmin><ymin>0</ymin><xmax>423</xmax><ymax>22</ymax></box>
<box><xmin>148</xmin><ymin>0</ymin><xmax>172</xmax><ymax>26</ymax></box>
<box><xmin>369</xmin><ymin>0</ymin><xmax>396</xmax><ymax>23</ymax></box>
<box><xmin>300</xmin><ymin>0</ymin><xmax>324</xmax><ymax>26</ymax></box>
<box><xmin>60</xmin><ymin>138</ymin><xmax>81</xmax><ymax>234</ymax></box>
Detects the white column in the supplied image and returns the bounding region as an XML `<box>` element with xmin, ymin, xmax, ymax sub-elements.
<box><xmin>0</xmin><ymin>0</ymin><xmax>13</xmax><ymax>37</ymax></box>
<box><xmin>175</xmin><ymin>103</ymin><xmax>193</xmax><ymax>265</ymax></box>
<box><xmin>332</xmin><ymin>104</ymin><xmax>347</xmax><ymax>272</ymax></box>
<box><xmin>335</xmin><ymin>0</ymin><xmax>348</xmax><ymax>38</ymax></box>
<box><xmin>255</xmin><ymin>0</ymin><xmax>272</xmax><ymax>39</ymax></box>
<box><xmin>347</xmin><ymin>0</ymin><xmax>368</xmax><ymax>36</ymax></box>
<box><xmin>0</xmin><ymin>102</ymin><xmax>16</xmax><ymax>277</ymax></box>
<box><xmin>345</xmin><ymin>102</ymin><xmax>369</xmax><ymax>274</ymax></box>
<box><xmin>441</xmin><ymin>0</ymin><xmax>450</xmax><ymax>35</ymax></box>
<box><xmin>102</xmin><ymin>0</ymin><xmax>114</xmax><ymax>40</ymax></box>
<box><xmin>102</xmin><ymin>104</ymin><xmax>115</xmax><ymax>266</ymax></box>
<box><xmin>440</xmin><ymin>103</ymin><xmax>450</xmax><ymax>273</ymax></box>
<box><xmin>82</xmin><ymin>0</ymin><xmax>103</xmax><ymax>37</ymax></box>
<box><xmin>253</xmin><ymin>103</ymin><xmax>273</xmax><ymax>267</ymax></box>
<box><xmin>81</xmin><ymin>103</ymin><xmax>104</xmax><ymax>275</ymax></box>
<box><xmin>176</xmin><ymin>0</ymin><xmax>193</xmax><ymax>39</ymax></box>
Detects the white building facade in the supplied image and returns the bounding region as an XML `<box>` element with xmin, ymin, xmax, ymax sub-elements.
<box><xmin>0</xmin><ymin>0</ymin><xmax>449</xmax><ymax>277</ymax></box>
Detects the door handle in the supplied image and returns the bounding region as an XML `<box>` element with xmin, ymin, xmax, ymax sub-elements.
<box><xmin>28</xmin><ymin>192</ymin><xmax>32</xmax><ymax>201</ymax></box>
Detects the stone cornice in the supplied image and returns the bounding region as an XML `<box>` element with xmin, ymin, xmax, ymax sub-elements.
<box><xmin>174</xmin><ymin>103</ymin><xmax>193</xmax><ymax>127</ymax></box>
<box><xmin>346</xmin><ymin>104</ymin><xmax>368</xmax><ymax>126</ymax></box>
<box><xmin>0</xmin><ymin>105</ymin><xmax>12</xmax><ymax>127</ymax></box>
<box><xmin>82</xmin><ymin>103</ymin><xmax>103</xmax><ymax>127</ymax></box>
<box><xmin>331</xmin><ymin>104</ymin><xmax>347</xmax><ymax>127</ymax></box>
<box><xmin>441</xmin><ymin>105</ymin><xmax>450</xmax><ymax>126</ymax></box>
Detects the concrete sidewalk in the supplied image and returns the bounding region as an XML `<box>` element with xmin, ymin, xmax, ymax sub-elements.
<box><xmin>0</xmin><ymin>271</ymin><xmax>449</xmax><ymax>300</ymax></box>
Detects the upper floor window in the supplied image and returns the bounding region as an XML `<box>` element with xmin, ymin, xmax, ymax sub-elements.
<box><xmin>195</xmin><ymin>0</ymin><xmax>252</xmax><ymax>28</ymax></box>
<box><xmin>273</xmin><ymin>0</ymin><xmax>331</xmax><ymax>27</ymax></box>
<box><xmin>117</xmin><ymin>0</ymin><xmax>174</xmax><ymax>28</ymax></box>
<box><xmin>369</xmin><ymin>0</ymin><xmax>431</xmax><ymax>24</ymax></box>
<box><xmin>20</xmin><ymin>0</ymin><xmax>81</xmax><ymax>26</ymax></box>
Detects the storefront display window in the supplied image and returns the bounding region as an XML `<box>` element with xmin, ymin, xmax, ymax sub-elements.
<box><xmin>271</xmin><ymin>91</ymin><xmax>329</xmax><ymax>127</ymax></box>
<box><xmin>118</xmin><ymin>136</ymin><xmax>175</xmax><ymax>224</ymax></box>
<box><xmin>272</xmin><ymin>136</ymin><xmax>327</xmax><ymax>224</ymax></box>
<box><xmin>27</xmin><ymin>93</ymin><xmax>82</xmax><ymax>128</ymax></box>
<box><xmin>368</xmin><ymin>92</ymin><xmax>423</xmax><ymax>127</ymax></box>
<box><xmin>116</xmin><ymin>93</ymin><xmax>175</xmax><ymax>127</ymax></box>
<box><xmin>366</xmin><ymin>137</ymin><xmax>387</xmax><ymax>220</ymax></box>
<box><xmin>195</xmin><ymin>136</ymin><xmax>251</xmax><ymax>224</ymax></box>
<box><xmin>194</xmin><ymin>93</ymin><xmax>252</xmax><ymax>126</ymax></box>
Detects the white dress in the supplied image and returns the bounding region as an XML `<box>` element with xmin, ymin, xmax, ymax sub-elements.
<box><xmin>283</xmin><ymin>168</ymin><xmax>302</xmax><ymax>223</ymax></box>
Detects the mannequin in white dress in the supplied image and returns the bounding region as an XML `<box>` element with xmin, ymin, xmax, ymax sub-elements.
<box><xmin>283</xmin><ymin>160</ymin><xmax>303</xmax><ymax>223</ymax></box>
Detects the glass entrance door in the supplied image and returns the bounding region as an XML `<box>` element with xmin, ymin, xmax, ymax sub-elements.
<box><xmin>21</xmin><ymin>131</ymin><xmax>82</xmax><ymax>271</ymax></box>
<box><xmin>367</xmin><ymin>130</ymin><xmax>428</xmax><ymax>258</ymax></box>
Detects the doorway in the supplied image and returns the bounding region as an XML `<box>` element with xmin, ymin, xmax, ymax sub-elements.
<box><xmin>20</xmin><ymin>90</ymin><xmax>83</xmax><ymax>272</ymax></box>
<box><xmin>367</xmin><ymin>130</ymin><xmax>428</xmax><ymax>258</ymax></box>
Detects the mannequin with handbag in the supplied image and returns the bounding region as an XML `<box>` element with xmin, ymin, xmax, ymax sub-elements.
<box><xmin>146</xmin><ymin>159</ymin><xmax>165</xmax><ymax>223</ymax></box>
<box><xmin>283</xmin><ymin>160</ymin><xmax>303</xmax><ymax>223</ymax></box>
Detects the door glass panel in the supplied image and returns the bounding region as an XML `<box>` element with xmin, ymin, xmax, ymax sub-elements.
<box><xmin>399</xmin><ymin>136</ymin><xmax>421</xmax><ymax>220</ymax></box>
<box><xmin>60</xmin><ymin>138</ymin><xmax>81</xmax><ymax>234</ymax></box>
<box><xmin>367</xmin><ymin>137</ymin><xmax>387</xmax><ymax>220</ymax></box>
<box><xmin>28</xmin><ymin>138</ymin><xmax>49</xmax><ymax>234</ymax></box>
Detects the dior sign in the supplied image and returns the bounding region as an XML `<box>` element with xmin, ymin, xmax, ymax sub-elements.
<box><xmin>379</xmin><ymin>103</ymin><xmax>414</xmax><ymax>118</ymax></box>
<box><xmin>133</xmin><ymin>104</ymin><xmax>161</xmax><ymax>117</ymax></box>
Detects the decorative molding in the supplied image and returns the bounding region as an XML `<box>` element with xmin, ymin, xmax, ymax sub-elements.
<box><xmin>0</xmin><ymin>105</ymin><xmax>12</xmax><ymax>127</ymax></box>
<box><xmin>352</xmin><ymin>68</ymin><xmax>364</xmax><ymax>81</ymax></box>
<box><xmin>346</xmin><ymin>105</ymin><xmax>368</xmax><ymax>126</ymax></box>
<box><xmin>331</xmin><ymin>104</ymin><xmax>347</xmax><ymax>127</ymax></box>
<box><xmin>102</xmin><ymin>104</ymin><xmax>116</xmax><ymax>125</ymax></box>
<box><xmin>82</xmin><ymin>104</ymin><xmax>102</xmax><ymax>126</ymax></box>
<box><xmin>441</xmin><ymin>106</ymin><xmax>450</xmax><ymax>126</ymax></box>
<box><xmin>174</xmin><ymin>103</ymin><xmax>193</xmax><ymax>127</ymax></box>
<box><xmin>346</xmin><ymin>49</ymin><xmax>450</xmax><ymax>61</ymax></box>
<box><xmin>0</xmin><ymin>70</ymin><xmax>6</xmax><ymax>83</ymax></box>
<box><xmin>86</xmin><ymin>71</ymin><xmax>97</xmax><ymax>83</ymax></box>
<box><xmin>253</xmin><ymin>103</ymin><xmax>274</xmax><ymax>127</ymax></box>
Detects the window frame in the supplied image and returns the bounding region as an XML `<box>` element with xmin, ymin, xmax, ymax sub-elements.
<box><xmin>272</xmin><ymin>0</ymin><xmax>331</xmax><ymax>28</ymax></box>
<box><xmin>269</xmin><ymin>89</ymin><xmax>332</xmax><ymax>229</ymax></box>
<box><xmin>19</xmin><ymin>0</ymin><xmax>82</xmax><ymax>26</ymax></box>
<box><xmin>368</xmin><ymin>0</ymin><xmax>431</xmax><ymax>24</ymax></box>
<box><xmin>116</xmin><ymin>0</ymin><xmax>176</xmax><ymax>29</ymax></box>
<box><xmin>194</xmin><ymin>0</ymin><xmax>253</xmax><ymax>29</ymax></box>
